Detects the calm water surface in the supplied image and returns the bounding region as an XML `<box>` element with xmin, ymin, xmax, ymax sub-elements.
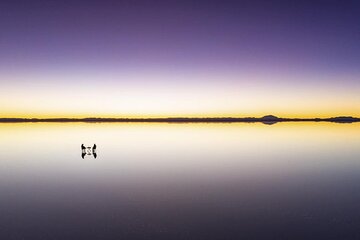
<box><xmin>0</xmin><ymin>123</ymin><xmax>360</xmax><ymax>239</ymax></box>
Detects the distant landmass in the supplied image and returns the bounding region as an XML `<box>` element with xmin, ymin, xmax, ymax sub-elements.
<box><xmin>0</xmin><ymin>115</ymin><xmax>359</xmax><ymax>124</ymax></box>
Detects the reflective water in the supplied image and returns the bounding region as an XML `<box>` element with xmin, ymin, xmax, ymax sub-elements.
<box><xmin>0</xmin><ymin>123</ymin><xmax>360</xmax><ymax>239</ymax></box>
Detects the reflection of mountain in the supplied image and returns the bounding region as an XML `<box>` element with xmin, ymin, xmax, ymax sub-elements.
<box><xmin>0</xmin><ymin>116</ymin><xmax>359</xmax><ymax>123</ymax></box>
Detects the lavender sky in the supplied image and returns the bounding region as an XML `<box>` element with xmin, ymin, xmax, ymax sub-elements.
<box><xmin>1</xmin><ymin>0</ymin><xmax>359</xmax><ymax>118</ymax></box>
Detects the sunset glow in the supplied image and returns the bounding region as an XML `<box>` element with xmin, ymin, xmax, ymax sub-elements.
<box><xmin>1</xmin><ymin>1</ymin><xmax>359</xmax><ymax>118</ymax></box>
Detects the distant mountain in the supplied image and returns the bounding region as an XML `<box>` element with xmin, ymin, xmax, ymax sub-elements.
<box><xmin>327</xmin><ymin>116</ymin><xmax>360</xmax><ymax>123</ymax></box>
<box><xmin>261</xmin><ymin>115</ymin><xmax>278</xmax><ymax>119</ymax></box>
<box><xmin>259</xmin><ymin>115</ymin><xmax>280</xmax><ymax>125</ymax></box>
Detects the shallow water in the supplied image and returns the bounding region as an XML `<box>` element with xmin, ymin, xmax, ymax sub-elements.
<box><xmin>0</xmin><ymin>122</ymin><xmax>360</xmax><ymax>239</ymax></box>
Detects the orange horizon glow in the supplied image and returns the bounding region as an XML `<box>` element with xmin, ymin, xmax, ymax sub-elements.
<box><xmin>1</xmin><ymin>71</ymin><xmax>359</xmax><ymax>119</ymax></box>
<box><xmin>1</xmin><ymin>112</ymin><xmax>360</xmax><ymax>119</ymax></box>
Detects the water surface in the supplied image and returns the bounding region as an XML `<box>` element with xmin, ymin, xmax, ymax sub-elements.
<box><xmin>0</xmin><ymin>123</ymin><xmax>360</xmax><ymax>239</ymax></box>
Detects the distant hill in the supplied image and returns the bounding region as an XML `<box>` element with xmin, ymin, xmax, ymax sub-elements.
<box><xmin>327</xmin><ymin>116</ymin><xmax>360</xmax><ymax>123</ymax></box>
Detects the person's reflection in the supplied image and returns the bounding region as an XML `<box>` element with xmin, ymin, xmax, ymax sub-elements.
<box><xmin>93</xmin><ymin>144</ymin><xmax>97</xmax><ymax>158</ymax></box>
<box><xmin>81</xmin><ymin>144</ymin><xmax>86</xmax><ymax>159</ymax></box>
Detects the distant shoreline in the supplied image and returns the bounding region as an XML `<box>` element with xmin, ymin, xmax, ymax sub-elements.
<box><xmin>0</xmin><ymin>116</ymin><xmax>359</xmax><ymax>124</ymax></box>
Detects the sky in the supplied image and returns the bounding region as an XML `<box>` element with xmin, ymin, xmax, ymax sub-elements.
<box><xmin>0</xmin><ymin>0</ymin><xmax>359</xmax><ymax>118</ymax></box>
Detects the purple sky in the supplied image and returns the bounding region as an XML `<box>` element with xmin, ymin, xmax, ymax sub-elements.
<box><xmin>1</xmin><ymin>0</ymin><xmax>359</xmax><ymax>72</ymax></box>
<box><xmin>1</xmin><ymin>0</ymin><xmax>360</xmax><ymax>117</ymax></box>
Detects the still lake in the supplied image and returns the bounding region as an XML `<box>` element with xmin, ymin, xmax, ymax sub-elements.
<box><xmin>0</xmin><ymin>122</ymin><xmax>360</xmax><ymax>239</ymax></box>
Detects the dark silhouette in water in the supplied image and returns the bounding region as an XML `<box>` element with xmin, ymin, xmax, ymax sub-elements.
<box><xmin>93</xmin><ymin>144</ymin><xmax>97</xmax><ymax>159</ymax></box>
<box><xmin>81</xmin><ymin>144</ymin><xmax>86</xmax><ymax>159</ymax></box>
<box><xmin>81</xmin><ymin>144</ymin><xmax>97</xmax><ymax>159</ymax></box>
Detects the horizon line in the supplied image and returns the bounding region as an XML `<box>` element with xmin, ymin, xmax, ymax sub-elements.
<box><xmin>0</xmin><ymin>115</ymin><xmax>359</xmax><ymax>123</ymax></box>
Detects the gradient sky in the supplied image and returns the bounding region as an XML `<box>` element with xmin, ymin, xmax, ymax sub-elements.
<box><xmin>1</xmin><ymin>0</ymin><xmax>359</xmax><ymax>118</ymax></box>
